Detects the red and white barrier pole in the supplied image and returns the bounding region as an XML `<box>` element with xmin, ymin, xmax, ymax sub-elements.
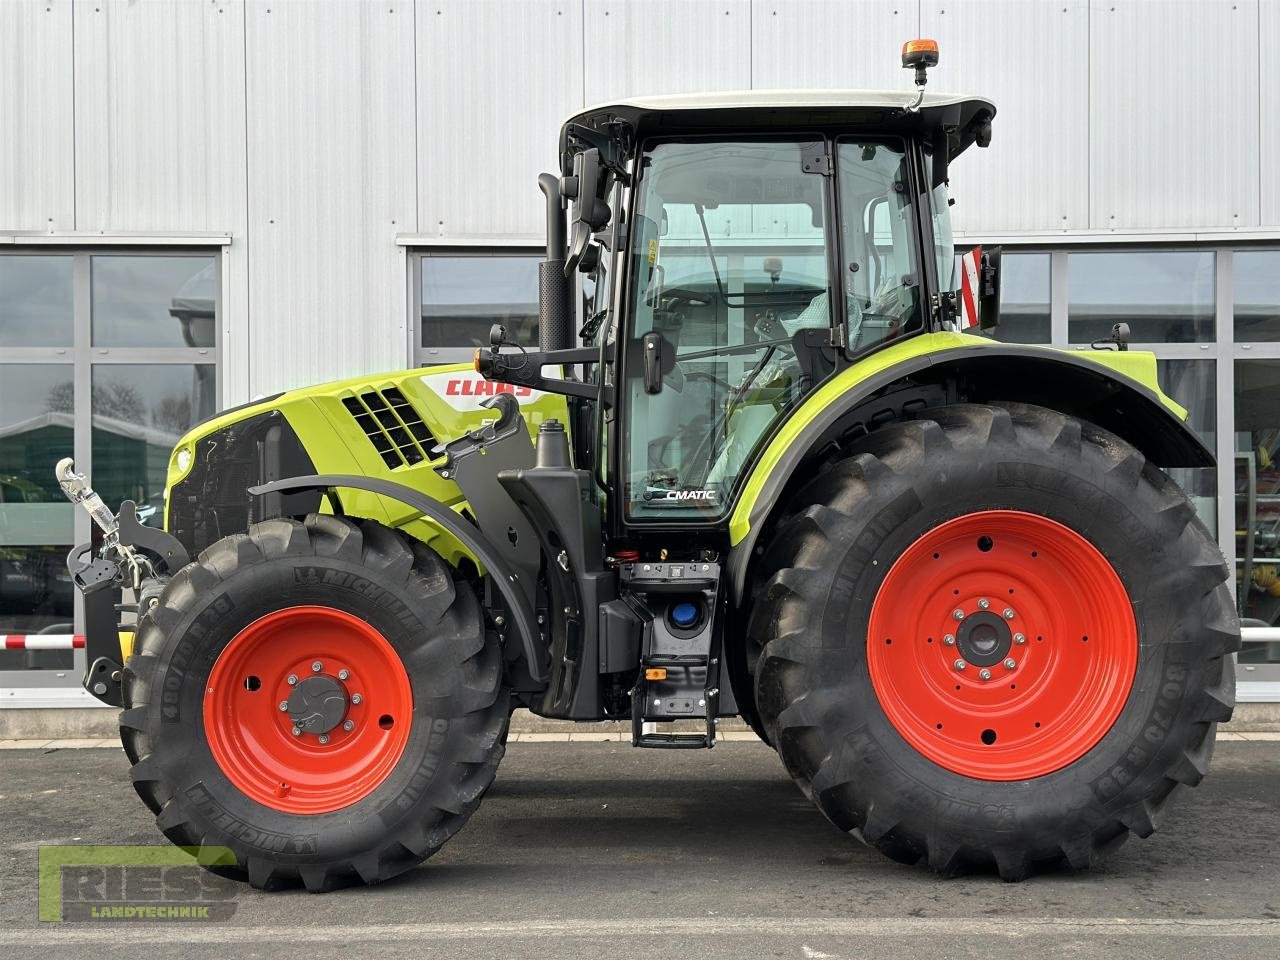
<box><xmin>3</xmin><ymin>635</ymin><xmax>86</xmax><ymax>650</ymax></box>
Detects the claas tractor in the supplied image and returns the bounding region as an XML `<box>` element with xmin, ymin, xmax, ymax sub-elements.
<box><xmin>57</xmin><ymin>42</ymin><xmax>1238</xmax><ymax>889</ymax></box>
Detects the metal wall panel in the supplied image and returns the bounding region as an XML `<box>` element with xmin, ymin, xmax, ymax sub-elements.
<box><xmin>751</xmin><ymin>1</ymin><xmax>915</xmax><ymax>90</ymax></box>
<box><xmin>1089</xmin><ymin>0</ymin><xmax>1260</xmax><ymax>230</ymax></box>
<box><xmin>73</xmin><ymin>0</ymin><xmax>247</xmax><ymax>233</ymax></box>
<box><xmin>417</xmin><ymin>0</ymin><xmax>582</xmax><ymax>239</ymax></box>
<box><xmin>0</xmin><ymin>1</ymin><xmax>74</xmax><ymax>232</ymax></box>
<box><xmin>922</xmin><ymin>1</ymin><xmax>1090</xmax><ymax>234</ymax></box>
<box><xmin>1261</xmin><ymin>0</ymin><xmax>1280</xmax><ymax>227</ymax></box>
<box><xmin>245</xmin><ymin>0</ymin><xmax>416</xmax><ymax>395</ymax></box>
<box><xmin>583</xmin><ymin>0</ymin><xmax>752</xmax><ymax>103</ymax></box>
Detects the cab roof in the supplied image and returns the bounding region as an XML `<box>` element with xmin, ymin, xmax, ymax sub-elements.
<box><xmin>560</xmin><ymin>89</ymin><xmax>995</xmax><ymax>170</ymax></box>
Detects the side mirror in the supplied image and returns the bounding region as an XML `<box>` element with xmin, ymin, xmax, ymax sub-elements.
<box><xmin>958</xmin><ymin>244</ymin><xmax>1001</xmax><ymax>331</ymax></box>
<box><xmin>563</xmin><ymin>148</ymin><xmax>609</xmax><ymax>276</ymax></box>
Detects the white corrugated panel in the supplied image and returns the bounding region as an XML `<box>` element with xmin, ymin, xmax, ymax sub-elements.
<box><xmin>245</xmin><ymin>0</ymin><xmax>416</xmax><ymax>395</ymax></box>
<box><xmin>922</xmin><ymin>1</ymin><xmax>1089</xmax><ymax>234</ymax></box>
<box><xmin>417</xmin><ymin>0</ymin><xmax>582</xmax><ymax>239</ymax></box>
<box><xmin>1261</xmin><ymin>0</ymin><xmax>1280</xmax><ymax>227</ymax></box>
<box><xmin>0</xmin><ymin>0</ymin><xmax>73</xmax><ymax>232</ymax></box>
<box><xmin>1089</xmin><ymin>0</ymin><xmax>1259</xmax><ymax>230</ymax></box>
<box><xmin>751</xmin><ymin>1</ymin><xmax>916</xmax><ymax>90</ymax></box>
<box><xmin>73</xmin><ymin>0</ymin><xmax>247</xmax><ymax>233</ymax></box>
<box><xmin>583</xmin><ymin>0</ymin><xmax>752</xmax><ymax>103</ymax></box>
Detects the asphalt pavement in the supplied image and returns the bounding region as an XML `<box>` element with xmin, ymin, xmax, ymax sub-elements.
<box><xmin>1</xmin><ymin>738</ymin><xmax>1277</xmax><ymax>959</ymax></box>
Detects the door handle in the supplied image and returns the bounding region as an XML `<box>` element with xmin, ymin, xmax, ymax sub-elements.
<box><xmin>642</xmin><ymin>332</ymin><xmax>664</xmax><ymax>394</ymax></box>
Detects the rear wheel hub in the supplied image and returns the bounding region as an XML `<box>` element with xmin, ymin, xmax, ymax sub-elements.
<box><xmin>955</xmin><ymin>610</ymin><xmax>1012</xmax><ymax>667</ymax></box>
<box><xmin>867</xmin><ymin>510</ymin><xmax>1138</xmax><ymax>781</ymax></box>
<box><xmin>286</xmin><ymin>675</ymin><xmax>349</xmax><ymax>735</ymax></box>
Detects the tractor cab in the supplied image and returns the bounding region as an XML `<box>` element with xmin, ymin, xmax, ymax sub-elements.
<box><xmin>480</xmin><ymin>49</ymin><xmax>998</xmax><ymax>538</ymax></box>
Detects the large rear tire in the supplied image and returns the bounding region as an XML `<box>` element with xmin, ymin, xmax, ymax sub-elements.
<box><xmin>120</xmin><ymin>514</ymin><xmax>509</xmax><ymax>891</ymax></box>
<box><xmin>747</xmin><ymin>402</ymin><xmax>1238</xmax><ymax>879</ymax></box>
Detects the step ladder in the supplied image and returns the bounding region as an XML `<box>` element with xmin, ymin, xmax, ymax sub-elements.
<box><xmin>621</xmin><ymin>560</ymin><xmax>722</xmax><ymax>749</ymax></box>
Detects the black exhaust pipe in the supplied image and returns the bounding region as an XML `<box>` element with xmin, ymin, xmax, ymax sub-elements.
<box><xmin>537</xmin><ymin>173</ymin><xmax>572</xmax><ymax>352</ymax></box>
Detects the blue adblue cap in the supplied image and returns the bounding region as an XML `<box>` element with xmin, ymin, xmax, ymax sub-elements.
<box><xmin>671</xmin><ymin>602</ymin><xmax>700</xmax><ymax>629</ymax></box>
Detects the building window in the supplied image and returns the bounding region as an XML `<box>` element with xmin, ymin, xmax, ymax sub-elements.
<box><xmin>1234</xmin><ymin>250</ymin><xmax>1280</xmax><ymax>342</ymax></box>
<box><xmin>413</xmin><ymin>250</ymin><xmax>541</xmax><ymax>365</ymax></box>
<box><xmin>1158</xmin><ymin>358</ymin><xmax>1217</xmax><ymax>535</ymax></box>
<box><xmin>991</xmin><ymin>253</ymin><xmax>1050</xmax><ymax>344</ymax></box>
<box><xmin>1236</xmin><ymin>358</ymin><xmax>1280</xmax><ymax>666</ymax></box>
<box><xmin>0</xmin><ymin>251</ymin><xmax>219</xmax><ymax>683</ymax></box>
<box><xmin>1067</xmin><ymin>250</ymin><xmax>1215</xmax><ymax>344</ymax></box>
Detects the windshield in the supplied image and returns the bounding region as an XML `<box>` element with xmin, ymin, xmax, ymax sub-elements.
<box><xmin>620</xmin><ymin>138</ymin><xmax>927</xmax><ymax>522</ymax></box>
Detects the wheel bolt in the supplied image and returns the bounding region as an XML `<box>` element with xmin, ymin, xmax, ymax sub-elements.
<box><xmin>343</xmin><ymin>720</ymin><xmax>355</xmax><ymax>732</ymax></box>
<box><xmin>953</xmin><ymin>659</ymin><xmax>967</xmax><ymax>671</ymax></box>
<box><xmin>311</xmin><ymin>661</ymin><xmax>323</xmax><ymax>673</ymax></box>
<box><xmin>977</xmin><ymin>598</ymin><xmax>990</xmax><ymax>610</ymax></box>
<box><xmin>943</xmin><ymin>634</ymin><xmax>956</xmax><ymax>646</ymax></box>
<box><xmin>1003</xmin><ymin>608</ymin><xmax>1015</xmax><ymax>620</ymax></box>
<box><xmin>952</xmin><ymin>609</ymin><xmax>964</xmax><ymax>621</ymax></box>
<box><xmin>287</xmin><ymin>674</ymin><xmax>298</xmax><ymax>686</ymax></box>
<box><xmin>351</xmin><ymin>693</ymin><xmax>363</xmax><ymax>705</ymax></box>
<box><xmin>1005</xmin><ymin>658</ymin><xmax>1017</xmax><ymax>670</ymax></box>
<box><xmin>978</xmin><ymin>668</ymin><xmax>991</xmax><ymax>680</ymax></box>
<box><xmin>1013</xmin><ymin>633</ymin><xmax>1026</xmax><ymax>644</ymax></box>
<box><xmin>318</xmin><ymin>734</ymin><xmax>329</xmax><ymax>745</ymax></box>
<box><xmin>291</xmin><ymin>726</ymin><xmax>302</xmax><ymax>737</ymax></box>
<box><xmin>278</xmin><ymin>700</ymin><xmax>289</xmax><ymax>712</ymax></box>
<box><xmin>338</xmin><ymin>669</ymin><xmax>350</xmax><ymax>681</ymax></box>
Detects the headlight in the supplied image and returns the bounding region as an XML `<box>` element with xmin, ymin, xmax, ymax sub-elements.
<box><xmin>175</xmin><ymin>448</ymin><xmax>193</xmax><ymax>474</ymax></box>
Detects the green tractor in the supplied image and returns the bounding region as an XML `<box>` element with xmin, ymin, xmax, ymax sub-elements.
<box><xmin>58</xmin><ymin>42</ymin><xmax>1237</xmax><ymax>888</ymax></box>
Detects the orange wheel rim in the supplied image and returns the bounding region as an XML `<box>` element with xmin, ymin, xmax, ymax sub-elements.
<box><xmin>867</xmin><ymin>510</ymin><xmax>1137</xmax><ymax>781</ymax></box>
<box><xmin>203</xmin><ymin>605</ymin><xmax>413</xmax><ymax>814</ymax></box>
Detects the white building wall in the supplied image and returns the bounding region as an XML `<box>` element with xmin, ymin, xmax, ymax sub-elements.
<box><xmin>417</xmin><ymin>0</ymin><xmax>583</xmax><ymax>240</ymax></box>
<box><xmin>1</xmin><ymin>0</ymin><xmax>1275</xmax><ymax>399</ymax></box>
<box><xmin>0</xmin><ymin>0</ymin><xmax>75</xmax><ymax>233</ymax></box>
<box><xmin>244</xmin><ymin>0</ymin><xmax>417</xmax><ymax>394</ymax></box>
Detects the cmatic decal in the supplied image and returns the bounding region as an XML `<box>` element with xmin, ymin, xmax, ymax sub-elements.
<box><xmin>419</xmin><ymin>371</ymin><xmax>542</xmax><ymax>412</ymax></box>
<box><xmin>644</xmin><ymin>489</ymin><xmax>719</xmax><ymax>502</ymax></box>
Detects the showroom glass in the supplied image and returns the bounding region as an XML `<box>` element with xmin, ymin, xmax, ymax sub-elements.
<box><xmin>1067</xmin><ymin>251</ymin><xmax>1215</xmax><ymax>343</ymax></box>
<box><xmin>0</xmin><ymin>252</ymin><xmax>219</xmax><ymax>676</ymax></box>
<box><xmin>0</xmin><ymin>365</ymin><xmax>75</xmax><ymax>640</ymax></box>
<box><xmin>0</xmin><ymin>256</ymin><xmax>73</xmax><ymax>347</ymax></box>
<box><xmin>1235</xmin><ymin>359</ymin><xmax>1280</xmax><ymax>666</ymax></box>
<box><xmin>1234</xmin><ymin>250</ymin><xmax>1280</xmax><ymax>342</ymax></box>
<box><xmin>91</xmin><ymin>365</ymin><xmax>216</xmax><ymax>517</ymax></box>
<box><xmin>419</xmin><ymin>254</ymin><xmax>540</xmax><ymax>353</ymax></box>
<box><xmin>1158</xmin><ymin>359</ymin><xmax>1216</xmax><ymax>535</ymax></box>
<box><xmin>992</xmin><ymin>254</ymin><xmax>1051</xmax><ymax>344</ymax></box>
<box><xmin>92</xmin><ymin>256</ymin><xmax>217</xmax><ymax>348</ymax></box>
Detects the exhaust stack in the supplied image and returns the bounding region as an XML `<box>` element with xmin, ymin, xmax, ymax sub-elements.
<box><xmin>537</xmin><ymin>173</ymin><xmax>572</xmax><ymax>352</ymax></box>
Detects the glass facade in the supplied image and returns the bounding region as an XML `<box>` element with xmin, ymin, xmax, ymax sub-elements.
<box><xmin>992</xmin><ymin>253</ymin><xmax>1051</xmax><ymax>345</ymax></box>
<box><xmin>1067</xmin><ymin>250</ymin><xmax>1216</xmax><ymax>344</ymax></box>
<box><xmin>0</xmin><ymin>251</ymin><xmax>218</xmax><ymax>682</ymax></box>
<box><xmin>1235</xmin><ymin>358</ymin><xmax>1280</xmax><ymax>668</ymax></box>
<box><xmin>965</xmin><ymin>245</ymin><xmax>1280</xmax><ymax>683</ymax></box>
<box><xmin>414</xmin><ymin>243</ymin><xmax>1280</xmax><ymax>684</ymax></box>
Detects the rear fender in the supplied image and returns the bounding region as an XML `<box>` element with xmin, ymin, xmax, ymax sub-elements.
<box><xmin>726</xmin><ymin>333</ymin><xmax>1213</xmax><ymax>604</ymax></box>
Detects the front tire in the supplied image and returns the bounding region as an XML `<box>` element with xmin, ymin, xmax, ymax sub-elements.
<box><xmin>120</xmin><ymin>514</ymin><xmax>509</xmax><ymax>891</ymax></box>
<box><xmin>748</xmin><ymin>403</ymin><xmax>1238</xmax><ymax>879</ymax></box>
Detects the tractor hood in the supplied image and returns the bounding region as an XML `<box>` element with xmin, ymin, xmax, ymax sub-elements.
<box><xmin>161</xmin><ymin>365</ymin><xmax>569</xmax><ymax>558</ymax></box>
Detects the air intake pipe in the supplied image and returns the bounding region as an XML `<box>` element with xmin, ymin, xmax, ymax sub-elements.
<box><xmin>538</xmin><ymin>173</ymin><xmax>573</xmax><ymax>352</ymax></box>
